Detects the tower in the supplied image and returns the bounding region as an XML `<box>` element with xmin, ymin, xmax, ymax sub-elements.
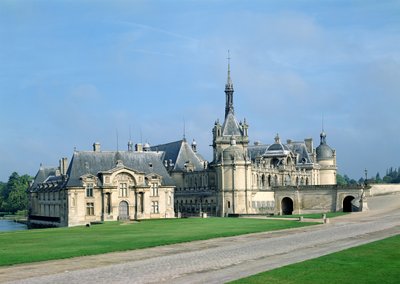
<box><xmin>316</xmin><ymin>130</ymin><xmax>337</xmax><ymax>184</ymax></box>
<box><xmin>212</xmin><ymin>55</ymin><xmax>249</xmax><ymax>163</ymax></box>
<box><xmin>212</xmin><ymin>55</ymin><xmax>252</xmax><ymax>216</ymax></box>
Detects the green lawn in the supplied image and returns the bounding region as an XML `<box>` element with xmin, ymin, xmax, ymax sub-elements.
<box><xmin>0</xmin><ymin>218</ymin><xmax>316</xmax><ymax>266</ymax></box>
<box><xmin>231</xmin><ymin>234</ymin><xmax>400</xmax><ymax>284</ymax></box>
<box><xmin>270</xmin><ymin>212</ymin><xmax>348</xmax><ymax>219</ymax></box>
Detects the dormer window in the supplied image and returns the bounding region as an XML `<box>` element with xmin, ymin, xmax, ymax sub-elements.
<box><xmin>86</xmin><ymin>183</ymin><xmax>93</xmax><ymax>197</ymax></box>
<box><xmin>151</xmin><ymin>183</ymin><xmax>159</xmax><ymax>197</ymax></box>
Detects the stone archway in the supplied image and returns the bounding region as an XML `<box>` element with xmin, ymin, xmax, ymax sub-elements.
<box><xmin>343</xmin><ymin>196</ymin><xmax>355</xmax><ymax>212</ymax></box>
<box><xmin>281</xmin><ymin>197</ymin><xmax>293</xmax><ymax>215</ymax></box>
<box><xmin>119</xmin><ymin>201</ymin><xmax>129</xmax><ymax>220</ymax></box>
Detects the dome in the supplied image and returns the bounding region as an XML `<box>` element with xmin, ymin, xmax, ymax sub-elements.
<box><xmin>316</xmin><ymin>131</ymin><xmax>334</xmax><ymax>160</ymax></box>
<box><xmin>316</xmin><ymin>144</ymin><xmax>334</xmax><ymax>160</ymax></box>
<box><xmin>223</xmin><ymin>147</ymin><xmax>244</xmax><ymax>161</ymax></box>
<box><xmin>143</xmin><ymin>143</ymin><xmax>151</xmax><ymax>151</ymax></box>
<box><xmin>223</xmin><ymin>139</ymin><xmax>244</xmax><ymax>162</ymax></box>
<box><xmin>267</xmin><ymin>143</ymin><xmax>289</xmax><ymax>151</ymax></box>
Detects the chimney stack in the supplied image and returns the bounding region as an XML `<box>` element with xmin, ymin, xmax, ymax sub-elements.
<box><xmin>59</xmin><ymin>157</ymin><xmax>68</xmax><ymax>175</ymax></box>
<box><xmin>93</xmin><ymin>142</ymin><xmax>101</xmax><ymax>152</ymax></box>
<box><xmin>135</xmin><ymin>143</ymin><xmax>143</xmax><ymax>152</ymax></box>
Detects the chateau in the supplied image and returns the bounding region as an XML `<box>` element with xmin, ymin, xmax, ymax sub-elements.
<box><xmin>28</xmin><ymin>63</ymin><xmax>339</xmax><ymax>227</ymax></box>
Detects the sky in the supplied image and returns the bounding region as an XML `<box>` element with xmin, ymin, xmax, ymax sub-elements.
<box><xmin>0</xmin><ymin>0</ymin><xmax>399</xmax><ymax>182</ymax></box>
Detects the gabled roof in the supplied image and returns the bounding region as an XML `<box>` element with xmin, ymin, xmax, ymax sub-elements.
<box><xmin>66</xmin><ymin>151</ymin><xmax>175</xmax><ymax>187</ymax></box>
<box><xmin>151</xmin><ymin>140</ymin><xmax>206</xmax><ymax>171</ymax></box>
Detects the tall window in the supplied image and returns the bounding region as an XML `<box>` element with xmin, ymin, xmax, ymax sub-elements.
<box><xmin>86</xmin><ymin>183</ymin><xmax>93</xmax><ymax>197</ymax></box>
<box><xmin>119</xmin><ymin>183</ymin><xmax>128</xmax><ymax>197</ymax></box>
<box><xmin>151</xmin><ymin>201</ymin><xmax>159</xmax><ymax>213</ymax></box>
<box><xmin>151</xmin><ymin>183</ymin><xmax>158</xmax><ymax>196</ymax></box>
<box><xmin>86</xmin><ymin>202</ymin><xmax>94</xmax><ymax>215</ymax></box>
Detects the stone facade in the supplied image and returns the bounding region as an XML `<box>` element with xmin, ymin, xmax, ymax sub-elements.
<box><xmin>28</xmin><ymin>62</ymin><xmax>342</xmax><ymax>226</ymax></box>
<box><xmin>169</xmin><ymin>63</ymin><xmax>338</xmax><ymax>217</ymax></box>
<box><xmin>28</xmin><ymin>145</ymin><xmax>175</xmax><ymax>227</ymax></box>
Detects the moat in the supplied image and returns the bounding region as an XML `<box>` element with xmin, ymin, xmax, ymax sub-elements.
<box><xmin>0</xmin><ymin>219</ymin><xmax>27</xmax><ymax>232</ymax></box>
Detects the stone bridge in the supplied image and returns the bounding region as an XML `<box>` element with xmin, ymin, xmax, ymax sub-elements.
<box><xmin>273</xmin><ymin>185</ymin><xmax>367</xmax><ymax>215</ymax></box>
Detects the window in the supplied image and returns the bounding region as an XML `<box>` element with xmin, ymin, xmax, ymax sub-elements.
<box><xmin>151</xmin><ymin>201</ymin><xmax>159</xmax><ymax>213</ymax></box>
<box><xmin>151</xmin><ymin>183</ymin><xmax>158</xmax><ymax>196</ymax></box>
<box><xmin>86</xmin><ymin>183</ymin><xmax>93</xmax><ymax>197</ymax></box>
<box><xmin>86</xmin><ymin>202</ymin><xmax>94</xmax><ymax>215</ymax></box>
<box><xmin>119</xmin><ymin>183</ymin><xmax>128</xmax><ymax>197</ymax></box>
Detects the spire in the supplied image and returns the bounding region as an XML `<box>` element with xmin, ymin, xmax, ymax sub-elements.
<box><xmin>225</xmin><ymin>50</ymin><xmax>234</xmax><ymax>118</ymax></box>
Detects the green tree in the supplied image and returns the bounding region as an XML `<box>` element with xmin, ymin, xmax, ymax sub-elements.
<box><xmin>375</xmin><ymin>172</ymin><xmax>382</xmax><ymax>183</ymax></box>
<box><xmin>0</xmin><ymin>172</ymin><xmax>32</xmax><ymax>213</ymax></box>
<box><xmin>336</xmin><ymin>173</ymin><xmax>347</xmax><ymax>185</ymax></box>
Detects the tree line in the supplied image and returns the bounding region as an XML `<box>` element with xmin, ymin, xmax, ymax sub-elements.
<box><xmin>337</xmin><ymin>166</ymin><xmax>400</xmax><ymax>185</ymax></box>
<box><xmin>0</xmin><ymin>172</ymin><xmax>32</xmax><ymax>214</ymax></box>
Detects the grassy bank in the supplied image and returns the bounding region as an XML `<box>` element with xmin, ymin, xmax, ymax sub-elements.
<box><xmin>231</xmin><ymin>234</ymin><xmax>400</xmax><ymax>284</ymax></box>
<box><xmin>0</xmin><ymin>218</ymin><xmax>316</xmax><ymax>266</ymax></box>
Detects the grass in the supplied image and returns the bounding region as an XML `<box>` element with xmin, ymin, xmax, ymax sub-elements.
<box><xmin>230</xmin><ymin>234</ymin><xmax>400</xmax><ymax>284</ymax></box>
<box><xmin>0</xmin><ymin>218</ymin><xmax>316</xmax><ymax>266</ymax></box>
<box><xmin>270</xmin><ymin>212</ymin><xmax>348</xmax><ymax>219</ymax></box>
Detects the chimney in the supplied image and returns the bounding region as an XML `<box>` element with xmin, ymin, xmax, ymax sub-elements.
<box><xmin>93</xmin><ymin>142</ymin><xmax>101</xmax><ymax>152</ymax></box>
<box><xmin>304</xmin><ymin>138</ymin><xmax>313</xmax><ymax>153</ymax></box>
<box><xmin>59</xmin><ymin>157</ymin><xmax>68</xmax><ymax>175</ymax></box>
<box><xmin>128</xmin><ymin>141</ymin><xmax>133</xmax><ymax>152</ymax></box>
<box><xmin>135</xmin><ymin>143</ymin><xmax>143</xmax><ymax>152</ymax></box>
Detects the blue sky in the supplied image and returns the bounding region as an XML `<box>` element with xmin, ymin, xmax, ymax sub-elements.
<box><xmin>1</xmin><ymin>0</ymin><xmax>399</xmax><ymax>181</ymax></box>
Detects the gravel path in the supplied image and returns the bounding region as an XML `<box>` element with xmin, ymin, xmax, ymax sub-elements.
<box><xmin>2</xmin><ymin>194</ymin><xmax>400</xmax><ymax>284</ymax></box>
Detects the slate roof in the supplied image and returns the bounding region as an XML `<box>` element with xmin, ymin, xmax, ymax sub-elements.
<box><xmin>29</xmin><ymin>166</ymin><xmax>65</xmax><ymax>192</ymax></box>
<box><xmin>222</xmin><ymin>112</ymin><xmax>243</xmax><ymax>136</ymax></box>
<box><xmin>65</xmin><ymin>150</ymin><xmax>175</xmax><ymax>187</ymax></box>
<box><xmin>151</xmin><ymin>140</ymin><xmax>206</xmax><ymax>171</ymax></box>
<box><xmin>248</xmin><ymin>141</ymin><xmax>312</xmax><ymax>164</ymax></box>
<box><xmin>287</xmin><ymin>142</ymin><xmax>312</xmax><ymax>164</ymax></box>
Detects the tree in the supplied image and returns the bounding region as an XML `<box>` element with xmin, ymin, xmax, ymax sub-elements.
<box><xmin>336</xmin><ymin>173</ymin><xmax>347</xmax><ymax>185</ymax></box>
<box><xmin>0</xmin><ymin>172</ymin><xmax>32</xmax><ymax>213</ymax></box>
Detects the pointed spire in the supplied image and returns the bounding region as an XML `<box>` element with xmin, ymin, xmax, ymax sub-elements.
<box><xmin>226</xmin><ymin>50</ymin><xmax>233</xmax><ymax>87</ymax></box>
<box><xmin>225</xmin><ymin>50</ymin><xmax>234</xmax><ymax>117</ymax></box>
<box><xmin>183</xmin><ymin>118</ymin><xmax>186</xmax><ymax>141</ymax></box>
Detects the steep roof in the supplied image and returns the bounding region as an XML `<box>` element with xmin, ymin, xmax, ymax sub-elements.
<box><xmin>29</xmin><ymin>166</ymin><xmax>65</xmax><ymax>192</ymax></box>
<box><xmin>66</xmin><ymin>150</ymin><xmax>175</xmax><ymax>187</ymax></box>
<box><xmin>222</xmin><ymin>112</ymin><xmax>243</xmax><ymax>136</ymax></box>
<box><xmin>151</xmin><ymin>140</ymin><xmax>206</xmax><ymax>171</ymax></box>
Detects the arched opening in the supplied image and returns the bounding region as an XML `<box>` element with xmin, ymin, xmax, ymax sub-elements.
<box><xmin>343</xmin><ymin>196</ymin><xmax>355</xmax><ymax>212</ymax></box>
<box><xmin>261</xmin><ymin>174</ymin><xmax>265</xmax><ymax>187</ymax></box>
<box><xmin>118</xmin><ymin>201</ymin><xmax>129</xmax><ymax>220</ymax></box>
<box><xmin>268</xmin><ymin>175</ymin><xmax>271</xmax><ymax>186</ymax></box>
<box><xmin>281</xmin><ymin>197</ymin><xmax>293</xmax><ymax>215</ymax></box>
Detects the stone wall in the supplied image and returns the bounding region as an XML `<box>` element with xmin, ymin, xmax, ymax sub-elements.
<box><xmin>367</xmin><ymin>184</ymin><xmax>400</xmax><ymax>196</ymax></box>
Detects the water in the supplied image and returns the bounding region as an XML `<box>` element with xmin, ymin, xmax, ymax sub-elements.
<box><xmin>0</xmin><ymin>219</ymin><xmax>28</xmax><ymax>232</ymax></box>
